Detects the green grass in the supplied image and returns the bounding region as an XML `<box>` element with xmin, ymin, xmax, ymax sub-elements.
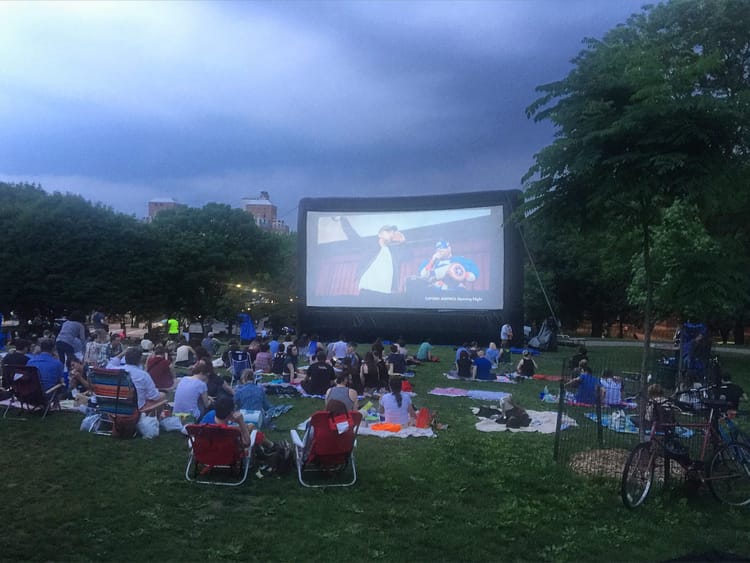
<box><xmin>1</xmin><ymin>344</ymin><xmax>749</xmax><ymax>562</ymax></box>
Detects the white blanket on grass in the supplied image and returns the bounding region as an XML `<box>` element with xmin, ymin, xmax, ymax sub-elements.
<box><xmin>473</xmin><ymin>408</ymin><xmax>577</xmax><ymax>434</ymax></box>
<box><xmin>358</xmin><ymin>425</ymin><xmax>435</xmax><ymax>438</ymax></box>
<box><xmin>444</xmin><ymin>373</ymin><xmax>516</xmax><ymax>384</ymax></box>
<box><xmin>296</xmin><ymin>418</ymin><xmax>434</xmax><ymax>438</ymax></box>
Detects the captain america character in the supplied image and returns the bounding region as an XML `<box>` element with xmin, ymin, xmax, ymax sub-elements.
<box><xmin>418</xmin><ymin>240</ymin><xmax>479</xmax><ymax>290</ymax></box>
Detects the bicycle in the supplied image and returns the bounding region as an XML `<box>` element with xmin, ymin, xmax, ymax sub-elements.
<box><xmin>621</xmin><ymin>396</ymin><xmax>750</xmax><ymax>508</ymax></box>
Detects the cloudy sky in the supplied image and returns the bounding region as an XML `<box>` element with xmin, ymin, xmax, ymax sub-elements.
<box><xmin>0</xmin><ymin>0</ymin><xmax>648</xmax><ymax>225</ymax></box>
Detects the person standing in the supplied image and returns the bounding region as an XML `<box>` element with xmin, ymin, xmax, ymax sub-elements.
<box><xmin>500</xmin><ymin>323</ymin><xmax>513</xmax><ymax>349</ymax></box>
<box><xmin>167</xmin><ymin>316</ymin><xmax>180</xmax><ymax>339</ymax></box>
<box><xmin>55</xmin><ymin>312</ymin><xmax>87</xmax><ymax>371</ymax></box>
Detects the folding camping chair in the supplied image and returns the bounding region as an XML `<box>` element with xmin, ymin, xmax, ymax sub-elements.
<box><xmin>2</xmin><ymin>364</ymin><xmax>64</xmax><ymax>419</ymax></box>
<box><xmin>88</xmin><ymin>367</ymin><xmax>166</xmax><ymax>436</ymax></box>
<box><xmin>290</xmin><ymin>410</ymin><xmax>362</xmax><ymax>488</ymax></box>
<box><xmin>229</xmin><ymin>350</ymin><xmax>251</xmax><ymax>386</ymax></box>
<box><xmin>184</xmin><ymin>423</ymin><xmax>258</xmax><ymax>486</ymax></box>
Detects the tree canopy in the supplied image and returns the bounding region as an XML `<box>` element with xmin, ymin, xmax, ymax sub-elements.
<box><xmin>0</xmin><ymin>182</ymin><xmax>295</xmax><ymax>327</ymax></box>
<box><xmin>522</xmin><ymin>0</ymin><xmax>750</xmax><ymax>353</ymax></box>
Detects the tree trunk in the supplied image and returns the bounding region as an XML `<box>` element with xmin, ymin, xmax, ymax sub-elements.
<box><xmin>734</xmin><ymin>319</ymin><xmax>745</xmax><ymax>345</ymax></box>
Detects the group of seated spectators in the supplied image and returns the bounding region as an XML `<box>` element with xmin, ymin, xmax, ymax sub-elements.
<box><xmin>448</xmin><ymin>341</ymin><xmax>538</xmax><ymax>381</ymax></box>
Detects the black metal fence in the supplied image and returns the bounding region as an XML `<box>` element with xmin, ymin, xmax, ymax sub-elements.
<box><xmin>551</xmin><ymin>352</ymin><xmax>748</xmax><ymax>484</ymax></box>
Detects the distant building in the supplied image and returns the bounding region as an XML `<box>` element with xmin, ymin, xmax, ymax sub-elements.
<box><xmin>148</xmin><ymin>198</ymin><xmax>186</xmax><ymax>220</ymax></box>
<box><xmin>241</xmin><ymin>191</ymin><xmax>290</xmax><ymax>234</ymax></box>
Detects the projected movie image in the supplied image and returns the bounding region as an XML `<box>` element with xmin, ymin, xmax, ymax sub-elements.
<box><xmin>306</xmin><ymin>207</ymin><xmax>504</xmax><ymax>310</ymax></box>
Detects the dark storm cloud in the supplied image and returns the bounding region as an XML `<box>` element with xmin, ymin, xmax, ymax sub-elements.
<box><xmin>0</xmin><ymin>1</ymin><xmax>648</xmax><ymax>218</ymax></box>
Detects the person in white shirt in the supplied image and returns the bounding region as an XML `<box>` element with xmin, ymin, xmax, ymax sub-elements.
<box><xmin>378</xmin><ymin>376</ymin><xmax>416</xmax><ymax>426</ymax></box>
<box><xmin>122</xmin><ymin>347</ymin><xmax>164</xmax><ymax>409</ymax></box>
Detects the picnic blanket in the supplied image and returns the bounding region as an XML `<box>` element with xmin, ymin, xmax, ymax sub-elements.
<box><xmin>473</xmin><ymin>407</ymin><xmax>577</xmax><ymax>433</ymax></box>
<box><xmin>265</xmin><ymin>404</ymin><xmax>293</xmax><ymax>418</ymax></box>
<box><xmin>532</xmin><ymin>374</ymin><xmax>562</xmax><ymax>382</ymax></box>
<box><xmin>444</xmin><ymin>373</ymin><xmax>516</xmax><ymax>384</ymax></box>
<box><xmin>0</xmin><ymin>398</ymin><xmax>79</xmax><ymax>413</ymax></box>
<box><xmin>296</xmin><ymin>417</ymin><xmax>434</xmax><ymax>438</ymax></box>
<box><xmin>583</xmin><ymin>412</ymin><xmax>694</xmax><ymax>438</ymax></box>
<box><xmin>429</xmin><ymin>388</ymin><xmax>512</xmax><ymax>402</ymax></box>
<box><xmin>358</xmin><ymin>424</ymin><xmax>435</xmax><ymax>438</ymax></box>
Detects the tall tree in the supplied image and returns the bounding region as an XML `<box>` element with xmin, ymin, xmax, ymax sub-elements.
<box><xmin>522</xmin><ymin>0</ymin><xmax>750</xmax><ymax>428</ymax></box>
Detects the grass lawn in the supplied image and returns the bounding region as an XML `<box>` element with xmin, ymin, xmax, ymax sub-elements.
<box><xmin>1</xmin><ymin>343</ymin><xmax>748</xmax><ymax>562</ymax></box>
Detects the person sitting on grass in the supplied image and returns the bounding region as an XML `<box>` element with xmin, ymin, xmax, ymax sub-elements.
<box><xmin>146</xmin><ymin>344</ymin><xmax>175</xmax><ymax>391</ymax></box>
<box><xmin>454</xmin><ymin>349</ymin><xmax>472</xmax><ymax>379</ymax></box>
<box><xmin>67</xmin><ymin>357</ymin><xmax>90</xmax><ymax>395</ymax></box>
<box><xmin>253</xmin><ymin>342</ymin><xmax>273</xmax><ymax>373</ymax></box>
<box><xmin>515</xmin><ymin>350</ymin><xmax>538</xmax><ymax>379</ymax></box>
<box><xmin>379</xmin><ymin>376</ymin><xmax>416</xmax><ymax>426</ymax></box>
<box><xmin>565</xmin><ymin>360</ymin><xmax>600</xmax><ymax>404</ymax></box>
<box><xmin>472</xmin><ymin>348</ymin><xmax>494</xmax><ymax>381</ymax></box>
<box><xmin>174</xmin><ymin>336</ymin><xmax>196</xmax><ymax>368</ymax></box>
<box><xmin>234</xmin><ymin>368</ymin><xmax>270</xmax><ymax>413</ymax></box>
<box><xmin>302</xmin><ymin>351</ymin><xmax>335</xmax><ymax>395</ymax></box>
<box><xmin>173</xmin><ymin>361</ymin><xmax>212</xmax><ymax>422</ymax></box>
<box><xmin>386</xmin><ymin>343</ymin><xmax>407</xmax><ymax>375</ymax></box>
<box><xmin>194</xmin><ymin>347</ymin><xmax>234</xmax><ymax>402</ymax></box>
<box><xmin>360</xmin><ymin>351</ymin><xmax>380</xmax><ymax>392</ymax></box>
<box><xmin>416</xmin><ymin>338</ymin><xmax>434</xmax><ymax>362</ymax></box>
<box><xmin>485</xmin><ymin>342</ymin><xmax>500</xmax><ymax>366</ymax></box>
<box><xmin>325</xmin><ymin>372</ymin><xmax>359</xmax><ymax>412</ymax></box>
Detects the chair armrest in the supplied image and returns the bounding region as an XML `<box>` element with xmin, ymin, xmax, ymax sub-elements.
<box><xmin>290</xmin><ymin>429</ymin><xmax>304</xmax><ymax>448</ymax></box>
<box><xmin>45</xmin><ymin>383</ymin><xmax>65</xmax><ymax>396</ymax></box>
<box><xmin>140</xmin><ymin>398</ymin><xmax>168</xmax><ymax>414</ymax></box>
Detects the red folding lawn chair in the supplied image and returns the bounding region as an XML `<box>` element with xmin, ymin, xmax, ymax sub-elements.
<box><xmin>184</xmin><ymin>423</ymin><xmax>259</xmax><ymax>486</ymax></box>
<box><xmin>290</xmin><ymin>410</ymin><xmax>362</xmax><ymax>488</ymax></box>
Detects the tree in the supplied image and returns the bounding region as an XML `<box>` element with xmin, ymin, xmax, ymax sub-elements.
<box><xmin>146</xmin><ymin>203</ymin><xmax>291</xmax><ymax>327</ymax></box>
<box><xmin>523</xmin><ymin>0</ymin><xmax>750</xmax><ymax>378</ymax></box>
<box><xmin>0</xmin><ymin>182</ymin><xmax>147</xmax><ymax>320</ymax></box>
<box><xmin>629</xmin><ymin>199</ymin><xmax>749</xmax><ymax>326</ymax></box>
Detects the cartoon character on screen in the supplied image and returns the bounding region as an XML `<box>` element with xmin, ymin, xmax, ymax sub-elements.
<box><xmin>419</xmin><ymin>240</ymin><xmax>479</xmax><ymax>290</ymax></box>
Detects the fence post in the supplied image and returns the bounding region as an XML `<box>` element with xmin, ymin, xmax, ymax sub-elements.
<box><xmin>595</xmin><ymin>384</ymin><xmax>603</xmax><ymax>448</ymax></box>
<box><xmin>553</xmin><ymin>360</ymin><xmax>566</xmax><ymax>462</ymax></box>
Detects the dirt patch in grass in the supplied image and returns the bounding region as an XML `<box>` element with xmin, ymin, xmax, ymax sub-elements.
<box><xmin>569</xmin><ymin>447</ymin><xmax>688</xmax><ymax>481</ymax></box>
<box><xmin>568</xmin><ymin>448</ymin><xmax>630</xmax><ymax>479</ymax></box>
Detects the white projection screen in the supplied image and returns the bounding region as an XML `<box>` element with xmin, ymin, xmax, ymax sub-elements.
<box><xmin>296</xmin><ymin>191</ymin><xmax>523</xmax><ymax>343</ymax></box>
<box><xmin>303</xmin><ymin>205</ymin><xmax>505</xmax><ymax>311</ymax></box>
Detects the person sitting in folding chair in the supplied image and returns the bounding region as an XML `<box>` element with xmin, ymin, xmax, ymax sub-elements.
<box><xmin>122</xmin><ymin>347</ymin><xmax>166</xmax><ymax>411</ymax></box>
<box><xmin>207</xmin><ymin>397</ymin><xmax>278</xmax><ymax>452</ymax></box>
<box><xmin>27</xmin><ymin>339</ymin><xmax>66</xmax><ymax>402</ymax></box>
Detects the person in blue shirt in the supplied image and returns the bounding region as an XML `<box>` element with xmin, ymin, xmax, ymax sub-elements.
<box><xmin>472</xmin><ymin>349</ymin><xmax>494</xmax><ymax>381</ymax></box>
<box><xmin>566</xmin><ymin>360</ymin><xmax>600</xmax><ymax>404</ymax></box>
<box><xmin>234</xmin><ymin>369</ymin><xmax>271</xmax><ymax>413</ymax></box>
<box><xmin>27</xmin><ymin>338</ymin><xmax>65</xmax><ymax>393</ymax></box>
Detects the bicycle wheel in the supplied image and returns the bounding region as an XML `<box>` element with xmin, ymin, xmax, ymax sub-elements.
<box><xmin>708</xmin><ymin>442</ymin><xmax>750</xmax><ymax>506</ymax></box>
<box><xmin>621</xmin><ymin>442</ymin><xmax>656</xmax><ymax>509</ymax></box>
